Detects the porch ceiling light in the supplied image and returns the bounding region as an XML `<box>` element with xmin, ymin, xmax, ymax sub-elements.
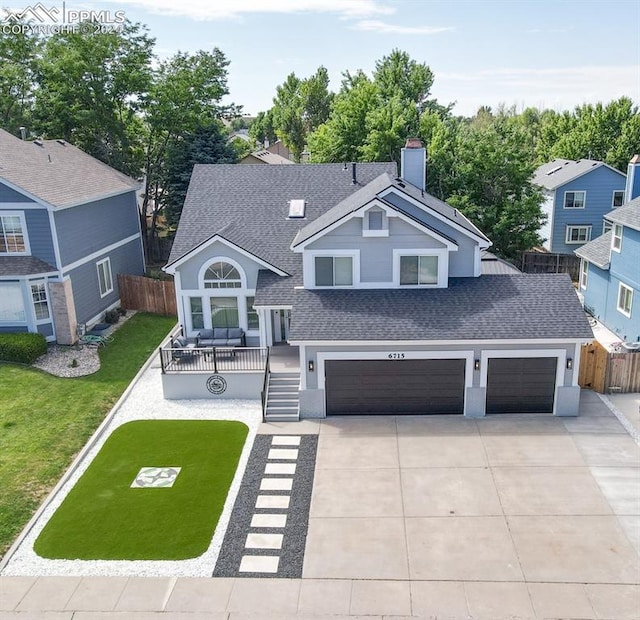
<box><xmin>566</xmin><ymin>358</ymin><xmax>573</xmax><ymax>370</ymax></box>
<box><xmin>474</xmin><ymin>359</ymin><xmax>480</xmax><ymax>371</ymax></box>
<box><xmin>308</xmin><ymin>360</ymin><xmax>314</xmax><ymax>372</ymax></box>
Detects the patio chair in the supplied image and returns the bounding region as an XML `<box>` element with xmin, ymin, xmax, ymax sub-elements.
<box><xmin>171</xmin><ymin>335</ymin><xmax>198</xmax><ymax>361</ymax></box>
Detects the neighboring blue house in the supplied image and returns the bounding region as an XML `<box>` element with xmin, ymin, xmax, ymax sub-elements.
<box><xmin>575</xmin><ymin>157</ymin><xmax>640</xmax><ymax>344</ymax></box>
<box><xmin>0</xmin><ymin>129</ymin><xmax>145</xmax><ymax>344</ymax></box>
<box><xmin>533</xmin><ymin>158</ymin><xmax>627</xmax><ymax>254</ymax></box>
<box><xmin>163</xmin><ymin>139</ymin><xmax>592</xmax><ymax>418</ymax></box>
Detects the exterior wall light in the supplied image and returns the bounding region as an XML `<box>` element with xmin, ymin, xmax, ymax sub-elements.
<box><xmin>308</xmin><ymin>360</ymin><xmax>314</xmax><ymax>372</ymax></box>
<box><xmin>474</xmin><ymin>359</ymin><xmax>480</xmax><ymax>371</ymax></box>
<box><xmin>566</xmin><ymin>358</ymin><xmax>573</xmax><ymax>370</ymax></box>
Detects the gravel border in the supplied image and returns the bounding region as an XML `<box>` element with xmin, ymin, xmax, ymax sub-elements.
<box><xmin>213</xmin><ymin>434</ymin><xmax>317</xmax><ymax>578</ymax></box>
<box><xmin>1</xmin><ymin>356</ymin><xmax>262</xmax><ymax>577</ymax></box>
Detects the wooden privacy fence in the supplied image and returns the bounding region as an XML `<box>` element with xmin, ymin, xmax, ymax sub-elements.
<box><xmin>519</xmin><ymin>251</ymin><xmax>581</xmax><ymax>281</ymax></box>
<box><xmin>118</xmin><ymin>274</ymin><xmax>177</xmax><ymax>316</ymax></box>
<box><xmin>579</xmin><ymin>341</ymin><xmax>640</xmax><ymax>393</ymax></box>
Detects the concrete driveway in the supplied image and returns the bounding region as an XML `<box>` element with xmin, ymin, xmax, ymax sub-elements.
<box><xmin>1</xmin><ymin>390</ymin><xmax>639</xmax><ymax>619</ymax></box>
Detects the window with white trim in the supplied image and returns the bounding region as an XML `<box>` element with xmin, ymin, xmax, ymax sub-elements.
<box><xmin>30</xmin><ymin>282</ymin><xmax>50</xmax><ymax>321</ymax></box>
<box><xmin>314</xmin><ymin>256</ymin><xmax>353</xmax><ymax>286</ymax></box>
<box><xmin>0</xmin><ymin>213</ymin><xmax>27</xmax><ymax>254</ymax></box>
<box><xmin>189</xmin><ymin>297</ymin><xmax>204</xmax><ymax>329</ymax></box>
<box><xmin>400</xmin><ymin>255</ymin><xmax>439</xmax><ymax>285</ymax></box>
<box><xmin>612</xmin><ymin>190</ymin><xmax>625</xmax><ymax>208</ymax></box>
<box><xmin>565</xmin><ymin>225</ymin><xmax>591</xmax><ymax>244</ymax></box>
<box><xmin>246</xmin><ymin>296</ymin><xmax>259</xmax><ymax>330</ymax></box>
<box><xmin>603</xmin><ymin>219</ymin><xmax>613</xmax><ymax>234</ymax></box>
<box><xmin>563</xmin><ymin>191</ymin><xmax>585</xmax><ymax>209</ymax></box>
<box><xmin>210</xmin><ymin>296</ymin><xmax>239</xmax><ymax>328</ymax></box>
<box><xmin>362</xmin><ymin>208</ymin><xmax>389</xmax><ymax>237</ymax></box>
<box><xmin>203</xmin><ymin>261</ymin><xmax>242</xmax><ymax>288</ymax></box>
<box><xmin>96</xmin><ymin>258</ymin><xmax>113</xmax><ymax>297</ymax></box>
<box><xmin>0</xmin><ymin>281</ymin><xmax>26</xmax><ymax>322</ymax></box>
<box><xmin>580</xmin><ymin>260</ymin><xmax>588</xmax><ymax>290</ymax></box>
<box><xmin>617</xmin><ymin>283</ymin><xmax>633</xmax><ymax>317</ymax></box>
<box><xmin>612</xmin><ymin>224</ymin><xmax>623</xmax><ymax>252</ymax></box>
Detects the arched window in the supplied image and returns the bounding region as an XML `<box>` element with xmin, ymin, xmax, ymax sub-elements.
<box><xmin>203</xmin><ymin>261</ymin><xmax>242</xmax><ymax>288</ymax></box>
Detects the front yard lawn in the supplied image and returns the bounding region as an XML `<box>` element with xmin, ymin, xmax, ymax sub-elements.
<box><xmin>0</xmin><ymin>313</ymin><xmax>176</xmax><ymax>557</ymax></box>
<box><xmin>34</xmin><ymin>420</ymin><xmax>248</xmax><ymax>560</ymax></box>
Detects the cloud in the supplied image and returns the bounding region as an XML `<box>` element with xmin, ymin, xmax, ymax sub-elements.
<box><xmin>352</xmin><ymin>19</ymin><xmax>453</xmax><ymax>35</ymax></box>
<box><xmin>434</xmin><ymin>65</ymin><xmax>640</xmax><ymax>116</ymax></box>
<box><xmin>110</xmin><ymin>0</ymin><xmax>393</xmax><ymax>21</ymax></box>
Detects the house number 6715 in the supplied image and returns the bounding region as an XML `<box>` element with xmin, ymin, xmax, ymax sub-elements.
<box><xmin>388</xmin><ymin>353</ymin><xmax>405</xmax><ymax>359</ymax></box>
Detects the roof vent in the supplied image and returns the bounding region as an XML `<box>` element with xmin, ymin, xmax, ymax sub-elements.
<box><xmin>33</xmin><ymin>139</ymin><xmax>43</xmax><ymax>147</ymax></box>
<box><xmin>56</xmin><ymin>139</ymin><xmax>66</xmax><ymax>146</ymax></box>
<box><xmin>288</xmin><ymin>199</ymin><xmax>306</xmax><ymax>218</ymax></box>
<box><xmin>546</xmin><ymin>166</ymin><xmax>562</xmax><ymax>175</ymax></box>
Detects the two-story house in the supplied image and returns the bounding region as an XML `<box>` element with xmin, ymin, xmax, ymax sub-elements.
<box><xmin>0</xmin><ymin>129</ymin><xmax>145</xmax><ymax>344</ymax></box>
<box><xmin>575</xmin><ymin>156</ymin><xmax>640</xmax><ymax>344</ymax></box>
<box><xmin>164</xmin><ymin>140</ymin><xmax>592</xmax><ymax>418</ymax></box>
<box><xmin>533</xmin><ymin>158</ymin><xmax>627</xmax><ymax>254</ymax></box>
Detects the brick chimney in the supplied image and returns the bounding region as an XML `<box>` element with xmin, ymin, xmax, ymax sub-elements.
<box><xmin>625</xmin><ymin>154</ymin><xmax>640</xmax><ymax>201</ymax></box>
<box><xmin>400</xmin><ymin>138</ymin><xmax>426</xmax><ymax>191</ymax></box>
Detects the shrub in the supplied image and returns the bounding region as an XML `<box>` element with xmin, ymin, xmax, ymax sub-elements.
<box><xmin>0</xmin><ymin>333</ymin><xmax>47</xmax><ymax>364</ymax></box>
<box><xmin>104</xmin><ymin>309</ymin><xmax>120</xmax><ymax>324</ymax></box>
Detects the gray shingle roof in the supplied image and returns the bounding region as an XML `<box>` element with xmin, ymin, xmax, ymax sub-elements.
<box><xmin>254</xmin><ymin>270</ymin><xmax>297</xmax><ymax>306</ymax></box>
<box><xmin>0</xmin><ymin>256</ymin><xmax>57</xmax><ymax>276</ymax></box>
<box><xmin>242</xmin><ymin>150</ymin><xmax>293</xmax><ymax>165</ymax></box>
<box><xmin>532</xmin><ymin>158</ymin><xmax>623</xmax><ymax>190</ymax></box>
<box><xmin>167</xmin><ymin>162</ymin><xmax>397</xmax><ymax>274</ymax></box>
<box><xmin>0</xmin><ymin>129</ymin><xmax>139</xmax><ymax>208</ymax></box>
<box><xmin>289</xmin><ymin>274</ymin><xmax>592</xmax><ymax>342</ymax></box>
<box><xmin>480</xmin><ymin>251</ymin><xmax>521</xmax><ymax>275</ymax></box>
<box><xmin>606</xmin><ymin>196</ymin><xmax>640</xmax><ymax>231</ymax></box>
<box><xmin>574</xmin><ymin>232</ymin><xmax>612</xmax><ymax>269</ymax></box>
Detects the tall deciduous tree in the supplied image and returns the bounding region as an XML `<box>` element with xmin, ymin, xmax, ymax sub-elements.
<box><xmin>0</xmin><ymin>22</ymin><xmax>40</xmax><ymax>134</ymax></box>
<box><xmin>33</xmin><ymin>20</ymin><xmax>154</xmax><ymax>176</ymax></box>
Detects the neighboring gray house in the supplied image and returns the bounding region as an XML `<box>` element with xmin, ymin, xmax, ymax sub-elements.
<box><xmin>0</xmin><ymin>129</ymin><xmax>145</xmax><ymax>343</ymax></box>
<box><xmin>165</xmin><ymin>140</ymin><xmax>592</xmax><ymax>418</ymax></box>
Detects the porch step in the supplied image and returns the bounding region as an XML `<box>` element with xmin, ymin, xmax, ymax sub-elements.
<box><xmin>264</xmin><ymin>371</ymin><xmax>300</xmax><ymax>422</ymax></box>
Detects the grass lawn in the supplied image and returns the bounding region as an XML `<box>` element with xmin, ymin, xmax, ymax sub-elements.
<box><xmin>0</xmin><ymin>313</ymin><xmax>176</xmax><ymax>557</ymax></box>
<box><xmin>34</xmin><ymin>420</ymin><xmax>248</xmax><ymax>560</ymax></box>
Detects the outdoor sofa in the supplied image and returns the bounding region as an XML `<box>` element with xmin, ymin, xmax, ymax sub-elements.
<box><xmin>196</xmin><ymin>328</ymin><xmax>246</xmax><ymax>347</ymax></box>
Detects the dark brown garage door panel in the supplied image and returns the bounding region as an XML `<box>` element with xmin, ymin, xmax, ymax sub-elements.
<box><xmin>486</xmin><ymin>357</ymin><xmax>557</xmax><ymax>414</ymax></box>
<box><xmin>325</xmin><ymin>358</ymin><xmax>465</xmax><ymax>415</ymax></box>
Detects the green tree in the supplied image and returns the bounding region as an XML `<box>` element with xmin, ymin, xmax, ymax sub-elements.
<box><xmin>163</xmin><ymin>123</ymin><xmax>237</xmax><ymax>227</ymax></box>
<box><xmin>440</xmin><ymin>119</ymin><xmax>545</xmax><ymax>260</ymax></box>
<box><xmin>249</xmin><ymin>109</ymin><xmax>277</xmax><ymax>147</ymax></box>
<box><xmin>0</xmin><ymin>22</ymin><xmax>40</xmax><ymax>134</ymax></box>
<box><xmin>33</xmin><ymin>20</ymin><xmax>154</xmax><ymax>176</ymax></box>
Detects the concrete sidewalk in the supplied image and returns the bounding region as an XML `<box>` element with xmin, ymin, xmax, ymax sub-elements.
<box><xmin>1</xmin><ymin>389</ymin><xmax>639</xmax><ymax>619</ymax></box>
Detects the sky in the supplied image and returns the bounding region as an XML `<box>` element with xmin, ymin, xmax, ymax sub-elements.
<box><xmin>21</xmin><ymin>0</ymin><xmax>640</xmax><ymax>116</ymax></box>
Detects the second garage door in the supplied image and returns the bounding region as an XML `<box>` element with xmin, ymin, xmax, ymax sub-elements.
<box><xmin>485</xmin><ymin>357</ymin><xmax>557</xmax><ymax>414</ymax></box>
<box><xmin>325</xmin><ymin>359</ymin><xmax>465</xmax><ymax>415</ymax></box>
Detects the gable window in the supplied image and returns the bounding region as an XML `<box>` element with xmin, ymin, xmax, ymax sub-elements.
<box><xmin>564</xmin><ymin>191</ymin><xmax>585</xmax><ymax>209</ymax></box>
<box><xmin>203</xmin><ymin>261</ymin><xmax>242</xmax><ymax>288</ymax></box>
<box><xmin>30</xmin><ymin>282</ymin><xmax>50</xmax><ymax>321</ymax></box>
<box><xmin>617</xmin><ymin>283</ymin><xmax>633</xmax><ymax>318</ymax></box>
<box><xmin>0</xmin><ymin>213</ymin><xmax>27</xmax><ymax>254</ymax></box>
<box><xmin>246</xmin><ymin>296</ymin><xmax>259</xmax><ymax>330</ymax></box>
<box><xmin>315</xmin><ymin>256</ymin><xmax>353</xmax><ymax>286</ymax></box>
<box><xmin>96</xmin><ymin>258</ymin><xmax>113</xmax><ymax>297</ymax></box>
<box><xmin>190</xmin><ymin>297</ymin><xmax>204</xmax><ymax>330</ymax></box>
<box><xmin>603</xmin><ymin>220</ymin><xmax>613</xmax><ymax>234</ymax></box>
<box><xmin>363</xmin><ymin>208</ymin><xmax>388</xmax><ymax>237</ymax></box>
<box><xmin>612</xmin><ymin>224</ymin><xmax>623</xmax><ymax>252</ymax></box>
<box><xmin>210</xmin><ymin>297</ymin><xmax>239</xmax><ymax>328</ymax></box>
<box><xmin>580</xmin><ymin>260</ymin><xmax>588</xmax><ymax>290</ymax></box>
<box><xmin>368</xmin><ymin>210</ymin><xmax>383</xmax><ymax>230</ymax></box>
<box><xmin>612</xmin><ymin>190</ymin><xmax>625</xmax><ymax>208</ymax></box>
<box><xmin>565</xmin><ymin>226</ymin><xmax>591</xmax><ymax>244</ymax></box>
<box><xmin>400</xmin><ymin>255</ymin><xmax>438</xmax><ymax>286</ymax></box>
<box><xmin>0</xmin><ymin>282</ymin><xmax>26</xmax><ymax>322</ymax></box>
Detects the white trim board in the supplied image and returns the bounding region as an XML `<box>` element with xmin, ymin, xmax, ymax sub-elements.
<box><xmin>164</xmin><ymin>234</ymin><xmax>288</xmax><ymax>277</ymax></box>
<box><xmin>61</xmin><ymin>233</ymin><xmax>141</xmax><ymax>273</ymax></box>
<box><xmin>290</xmin><ymin>338</ymin><xmax>591</xmax><ymax>346</ymax></box>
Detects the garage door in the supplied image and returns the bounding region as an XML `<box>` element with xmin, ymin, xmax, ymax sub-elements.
<box><xmin>325</xmin><ymin>359</ymin><xmax>465</xmax><ymax>415</ymax></box>
<box><xmin>486</xmin><ymin>357</ymin><xmax>557</xmax><ymax>414</ymax></box>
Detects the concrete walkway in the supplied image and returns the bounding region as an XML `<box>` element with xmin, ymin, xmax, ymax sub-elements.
<box><xmin>2</xmin><ymin>390</ymin><xmax>639</xmax><ymax>619</ymax></box>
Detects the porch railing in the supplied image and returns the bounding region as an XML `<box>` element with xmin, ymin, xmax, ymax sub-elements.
<box><xmin>160</xmin><ymin>345</ymin><xmax>268</xmax><ymax>374</ymax></box>
<box><xmin>260</xmin><ymin>347</ymin><xmax>271</xmax><ymax>421</ymax></box>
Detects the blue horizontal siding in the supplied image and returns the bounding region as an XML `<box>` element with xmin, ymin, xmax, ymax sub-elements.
<box><xmin>54</xmin><ymin>191</ymin><xmax>141</xmax><ymax>266</ymax></box>
<box><xmin>24</xmin><ymin>209</ymin><xmax>57</xmax><ymax>267</ymax></box>
<box><xmin>551</xmin><ymin>166</ymin><xmax>626</xmax><ymax>254</ymax></box>
<box><xmin>0</xmin><ymin>182</ymin><xmax>34</xmax><ymax>203</ymax></box>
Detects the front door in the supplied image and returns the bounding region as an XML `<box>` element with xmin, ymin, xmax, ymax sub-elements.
<box><xmin>271</xmin><ymin>309</ymin><xmax>291</xmax><ymax>343</ymax></box>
